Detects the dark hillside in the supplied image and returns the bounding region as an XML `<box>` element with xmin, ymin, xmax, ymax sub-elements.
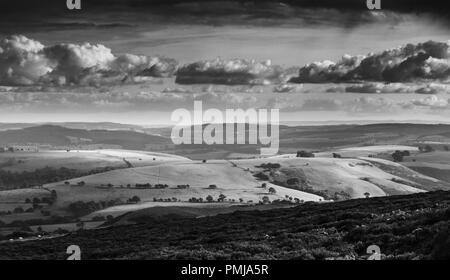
<box><xmin>1</xmin><ymin>191</ymin><xmax>450</xmax><ymax>260</ymax></box>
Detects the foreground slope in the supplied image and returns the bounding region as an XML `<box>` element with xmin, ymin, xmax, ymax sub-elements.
<box><xmin>1</xmin><ymin>191</ymin><xmax>450</xmax><ymax>260</ymax></box>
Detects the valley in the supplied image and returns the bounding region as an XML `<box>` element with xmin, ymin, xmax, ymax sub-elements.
<box><xmin>1</xmin><ymin>123</ymin><xmax>450</xmax><ymax>246</ymax></box>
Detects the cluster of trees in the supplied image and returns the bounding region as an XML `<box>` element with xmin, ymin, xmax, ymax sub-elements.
<box><xmin>0</xmin><ymin>166</ymin><xmax>117</xmax><ymax>190</ymax></box>
<box><xmin>297</xmin><ymin>151</ymin><xmax>315</xmax><ymax>158</ymax></box>
<box><xmin>153</xmin><ymin>197</ymin><xmax>180</xmax><ymax>202</ymax></box>
<box><xmin>67</xmin><ymin>196</ymin><xmax>141</xmax><ymax>216</ymax></box>
<box><xmin>0</xmin><ymin>215</ymin><xmax>72</xmax><ymax>229</ymax></box>
<box><xmin>127</xmin><ymin>196</ymin><xmax>141</xmax><ymax>204</ymax></box>
<box><xmin>255</xmin><ymin>163</ymin><xmax>281</xmax><ymax>169</ymax></box>
<box><xmin>391</xmin><ymin>150</ymin><xmax>411</xmax><ymax>162</ymax></box>
<box><xmin>189</xmin><ymin>194</ymin><xmax>227</xmax><ymax>203</ymax></box>
<box><xmin>2</xmin><ymin>191</ymin><xmax>59</xmax><ymax>216</ymax></box>
<box><xmin>254</xmin><ymin>172</ymin><xmax>269</xmax><ymax>180</ymax></box>
<box><xmin>419</xmin><ymin>145</ymin><xmax>434</xmax><ymax>153</ymax></box>
<box><xmin>283</xmin><ymin>195</ymin><xmax>304</xmax><ymax>204</ymax></box>
<box><xmin>330</xmin><ymin>191</ymin><xmax>352</xmax><ymax>201</ymax></box>
<box><xmin>133</xmin><ymin>183</ymin><xmax>169</xmax><ymax>189</ymax></box>
<box><xmin>25</xmin><ymin>190</ymin><xmax>57</xmax><ymax>205</ymax></box>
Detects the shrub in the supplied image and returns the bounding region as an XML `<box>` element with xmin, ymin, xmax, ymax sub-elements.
<box><xmin>218</xmin><ymin>194</ymin><xmax>227</xmax><ymax>202</ymax></box>
<box><xmin>254</xmin><ymin>172</ymin><xmax>269</xmax><ymax>180</ymax></box>
<box><xmin>287</xmin><ymin>178</ymin><xmax>299</xmax><ymax>185</ymax></box>
<box><xmin>297</xmin><ymin>151</ymin><xmax>315</xmax><ymax>158</ymax></box>
<box><xmin>391</xmin><ymin>150</ymin><xmax>404</xmax><ymax>162</ymax></box>
<box><xmin>256</xmin><ymin>163</ymin><xmax>281</xmax><ymax>169</ymax></box>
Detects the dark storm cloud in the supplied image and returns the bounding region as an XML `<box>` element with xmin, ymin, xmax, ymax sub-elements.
<box><xmin>175</xmin><ymin>58</ymin><xmax>291</xmax><ymax>86</ymax></box>
<box><xmin>0</xmin><ymin>0</ymin><xmax>450</xmax><ymax>33</ymax></box>
<box><xmin>290</xmin><ymin>40</ymin><xmax>450</xmax><ymax>84</ymax></box>
<box><xmin>2</xmin><ymin>0</ymin><xmax>449</xmax><ymax>14</ymax></box>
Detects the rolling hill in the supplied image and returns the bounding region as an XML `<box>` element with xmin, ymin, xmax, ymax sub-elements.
<box><xmin>0</xmin><ymin>125</ymin><xmax>170</xmax><ymax>149</ymax></box>
<box><xmin>2</xmin><ymin>151</ymin><xmax>448</xmax><ymax>225</ymax></box>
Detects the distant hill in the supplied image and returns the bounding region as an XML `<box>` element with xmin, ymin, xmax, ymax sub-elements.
<box><xmin>0</xmin><ymin>125</ymin><xmax>170</xmax><ymax>150</ymax></box>
<box><xmin>2</xmin><ymin>122</ymin><xmax>450</xmax><ymax>158</ymax></box>
<box><xmin>0</xmin><ymin>122</ymin><xmax>146</xmax><ymax>132</ymax></box>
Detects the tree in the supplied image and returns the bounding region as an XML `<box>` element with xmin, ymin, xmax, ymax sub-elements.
<box><xmin>391</xmin><ymin>151</ymin><xmax>404</xmax><ymax>162</ymax></box>
<box><xmin>261</xmin><ymin>183</ymin><xmax>267</xmax><ymax>189</ymax></box>
<box><xmin>332</xmin><ymin>153</ymin><xmax>342</xmax><ymax>158</ymax></box>
<box><xmin>129</xmin><ymin>196</ymin><xmax>141</xmax><ymax>203</ymax></box>
<box><xmin>425</xmin><ymin>145</ymin><xmax>434</xmax><ymax>152</ymax></box>
<box><xmin>262</xmin><ymin>196</ymin><xmax>271</xmax><ymax>204</ymax></box>
<box><xmin>364</xmin><ymin>192</ymin><xmax>370</xmax><ymax>198</ymax></box>
<box><xmin>420</xmin><ymin>145</ymin><xmax>434</xmax><ymax>153</ymax></box>
<box><xmin>206</xmin><ymin>195</ymin><xmax>214</xmax><ymax>203</ymax></box>
<box><xmin>297</xmin><ymin>151</ymin><xmax>315</xmax><ymax>158</ymax></box>
<box><xmin>25</xmin><ymin>198</ymin><xmax>31</xmax><ymax>204</ymax></box>
<box><xmin>218</xmin><ymin>194</ymin><xmax>226</xmax><ymax>202</ymax></box>
<box><xmin>208</xmin><ymin>184</ymin><xmax>217</xmax><ymax>189</ymax></box>
<box><xmin>268</xmin><ymin>187</ymin><xmax>276</xmax><ymax>194</ymax></box>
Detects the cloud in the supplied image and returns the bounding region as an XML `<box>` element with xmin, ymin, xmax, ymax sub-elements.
<box><xmin>0</xmin><ymin>87</ymin><xmax>263</xmax><ymax>112</ymax></box>
<box><xmin>348</xmin><ymin>97</ymin><xmax>397</xmax><ymax>113</ymax></box>
<box><xmin>176</xmin><ymin>58</ymin><xmax>290</xmax><ymax>85</ymax></box>
<box><xmin>194</xmin><ymin>92</ymin><xmax>258</xmax><ymax>109</ymax></box>
<box><xmin>265</xmin><ymin>95</ymin><xmax>402</xmax><ymax>114</ymax></box>
<box><xmin>291</xmin><ymin>40</ymin><xmax>450</xmax><ymax>83</ymax></box>
<box><xmin>0</xmin><ymin>35</ymin><xmax>178</xmax><ymax>86</ymax></box>
<box><xmin>402</xmin><ymin>95</ymin><xmax>449</xmax><ymax>109</ymax></box>
<box><xmin>273</xmin><ymin>84</ymin><xmax>304</xmax><ymax>93</ymax></box>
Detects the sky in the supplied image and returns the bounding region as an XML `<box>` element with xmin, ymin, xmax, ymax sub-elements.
<box><xmin>0</xmin><ymin>1</ymin><xmax>449</xmax><ymax>125</ymax></box>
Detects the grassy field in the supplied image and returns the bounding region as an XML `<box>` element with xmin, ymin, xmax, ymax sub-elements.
<box><xmin>0</xmin><ymin>149</ymin><xmax>190</xmax><ymax>172</ymax></box>
<box><xmin>1</xmin><ymin>145</ymin><xmax>449</xmax><ymax>239</ymax></box>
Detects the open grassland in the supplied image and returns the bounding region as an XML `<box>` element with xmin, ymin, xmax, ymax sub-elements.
<box><xmin>0</xmin><ymin>149</ymin><xmax>190</xmax><ymax>173</ymax></box>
